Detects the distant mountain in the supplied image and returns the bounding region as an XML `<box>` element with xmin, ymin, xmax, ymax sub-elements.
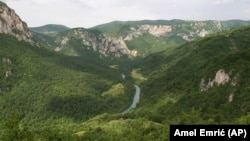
<box><xmin>222</xmin><ymin>19</ymin><xmax>250</xmax><ymax>28</ymax></box>
<box><xmin>93</xmin><ymin>19</ymin><xmax>250</xmax><ymax>33</ymax></box>
<box><xmin>53</xmin><ymin>28</ymin><xmax>133</xmax><ymax>57</ymax></box>
<box><xmin>29</xmin><ymin>24</ymin><xmax>70</xmax><ymax>36</ymax></box>
<box><xmin>32</xmin><ymin>20</ymin><xmax>250</xmax><ymax>58</ymax></box>
<box><xmin>93</xmin><ymin>20</ymin><xmax>250</xmax><ymax>56</ymax></box>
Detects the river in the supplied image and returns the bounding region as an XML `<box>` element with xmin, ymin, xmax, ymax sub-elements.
<box><xmin>121</xmin><ymin>85</ymin><xmax>141</xmax><ymax>114</ymax></box>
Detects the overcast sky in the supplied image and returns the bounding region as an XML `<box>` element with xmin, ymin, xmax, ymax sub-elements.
<box><xmin>1</xmin><ymin>0</ymin><xmax>250</xmax><ymax>28</ymax></box>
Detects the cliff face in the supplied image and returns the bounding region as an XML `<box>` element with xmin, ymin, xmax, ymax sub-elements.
<box><xmin>123</xmin><ymin>21</ymin><xmax>224</xmax><ymax>41</ymax></box>
<box><xmin>124</xmin><ymin>25</ymin><xmax>172</xmax><ymax>40</ymax></box>
<box><xmin>91</xmin><ymin>20</ymin><xmax>250</xmax><ymax>57</ymax></box>
<box><xmin>54</xmin><ymin>28</ymin><xmax>133</xmax><ymax>57</ymax></box>
<box><xmin>0</xmin><ymin>2</ymin><xmax>33</xmax><ymax>43</ymax></box>
<box><xmin>53</xmin><ymin>20</ymin><xmax>249</xmax><ymax>58</ymax></box>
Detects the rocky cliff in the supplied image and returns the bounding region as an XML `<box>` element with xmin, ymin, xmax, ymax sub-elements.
<box><xmin>0</xmin><ymin>2</ymin><xmax>33</xmax><ymax>43</ymax></box>
<box><xmin>54</xmin><ymin>28</ymin><xmax>133</xmax><ymax>57</ymax></box>
<box><xmin>123</xmin><ymin>21</ymin><xmax>224</xmax><ymax>41</ymax></box>
<box><xmin>30</xmin><ymin>18</ymin><xmax>250</xmax><ymax>58</ymax></box>
<box><xmin>124</xmin><ymin>25</ymin><xmax>172</xmax><ymax>40</ymax></box>
<box><xmin>92</xmin><ymin>20</ymin><xmax>250</xmax><ymax>57</ymax></box>
<box><xmin>50</xmin><ymin>20</ymin><xmax>250</xmax><ymax>58</ymax></box>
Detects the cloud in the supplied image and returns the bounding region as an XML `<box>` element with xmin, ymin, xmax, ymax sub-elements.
<box><xmin>31</xmin><ymin>0</ymin><xmax>49</xmax><ymax>4</ymax></box>
<box><xmin>2</xmin><ymin>0</ymin><xmax>250</xmax><ymax>28</ymax></box>
<box><xmin>212</xmin><ymin>0</ymin><xmax>234</xmax><ymax>4</ymax></box>
<box><xmin>212</xmin><ymin>0</ymin><xmax>250</xmax><ymax>4</ymax></box>
<box><xmin>239</xmin><ymin>0</ymin><xmax>250</xmax><ymax>4</ymax></box>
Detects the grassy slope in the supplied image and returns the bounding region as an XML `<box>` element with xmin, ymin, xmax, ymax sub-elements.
<box><xmin>126</xmin><ymin>33</ymin><xmax>186</xmax><ymax>56</ymax></box>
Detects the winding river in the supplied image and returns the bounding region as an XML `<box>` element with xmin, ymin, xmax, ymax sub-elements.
<box><xmin>121</xmin><ymin>85</ymin><xmax>141</xmax><ymax>114</ymax></box>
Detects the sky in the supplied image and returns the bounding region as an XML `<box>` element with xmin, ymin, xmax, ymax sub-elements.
<box><xmin>1</xmin><ymin>0</ymin><xmax>250</xmax><ymax>28</ymax></box>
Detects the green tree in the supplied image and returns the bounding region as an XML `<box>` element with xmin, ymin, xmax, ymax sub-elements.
<box><xmin>178</xmin><ymin>108</ymin><xmax>204</xmax><ymax>124</ymax></box>
<box><xmin>1</xmin><ymin>111</ymin><xmax>33</xmax><ymax>141</ymax></box>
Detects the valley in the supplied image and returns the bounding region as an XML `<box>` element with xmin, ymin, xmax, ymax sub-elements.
<box><xmin>0</xmin><ymin>1</ymin><xmax>250</xmax><ymax>140</ymax></box>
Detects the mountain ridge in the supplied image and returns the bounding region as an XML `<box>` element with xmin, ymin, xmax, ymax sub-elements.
<box><xmin>53</xmin><ymin>27</ymin><xmax>134</xmax><ymax>57</ymax></box>
<box><xmin>1</xmin><ymin>1</ymin><xmax>250</xmax><ymax>140</ymax></box>
<box><xmin>29</xmin><ymin>24</ymin><xmax>70</xmax><ymax>36</ymax></box>
<box><xmin>31</xmin><ymin>19</ymin><xmax>250</xmax><ymax>57</ymax></box>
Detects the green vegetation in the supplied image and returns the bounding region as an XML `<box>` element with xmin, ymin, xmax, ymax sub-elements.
<box><xmin>1</xmin><ymin>3</ymin><xmax>250</xmax><ymax>139</ymax></box>
<box><xmin>1</xmin><ymin>25</ymin><xmax>249</xmax><ymax>140</ymax></box>
<box><xmin>31</xmin><ymin>31</ymin><xmax>57</xmax><ymax>48</ymax></box>
<box><xmin>92</xmin><ymin>21</ymin><xmax>130</xmax><ymax>37</ymax></box>
<box><xmin>101</xmin><ymin>83</ymin><xmax>125</xmax><ymax>97</ymax></box>
<box><xmin>93</xmin><ymin>20</ymin><xmax>250</xmax><ymax>57</ymax></box>
<box><xmin>0</xmin><ymin>33</ymin><xmax>136</xmax><ymax>140</ymax></box>
<box><xmin>29</xmin><ymin>24</ymin><xmax>70</xmax><ymax>36</ymax></box>
<box><xmin>0</xmin><ymin>1</ymin><xmax>6</xmax><ymax>6</ymax></box>
<box><xmin>30</xmin><ymin>24</ymin><xmax>70</xmax><ymax>49</ymax></box>
<box><xmin>222</xmin><ymin>20</ymin><xmax>250</xmax><ymax>29</ymax></box>
<box><xmin>135</xmin><ymin>26</ymin><xmax>250</xmax><ymax>125</ymax></box>
<box><xmin>126</xmin><ymin>33</ymin><xmax>185</xmax><ymax>56</ymax></box>
<box><xmin>93</xmin><ymin>20</ymin><xmax>190</xmax><ymax>34</ymax></box>
<box><xmin>30</xmin><ymin>20</ymin><xmax>250</xmax><ymax>59</ymax></box>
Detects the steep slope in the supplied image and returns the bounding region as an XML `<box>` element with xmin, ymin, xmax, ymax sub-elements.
<box><xmin>0</xmin><ymin>1</ymin><xmax>33</xmax><ymax>43</ymax></box>
<box><xmin>29</xmin><ymin>24</ymin><xmax>70</xmax><ymax>49</ymax></box>
<box><xmin>53</xmin><ymin>28</ymin><xmax>134</xmax><ymax>58</ymax></box>
<box><xmin>0</xmin><ymin>32</ymin><xmax>139</xmax><ymax>139</ymax></box>
<box><xmin>1</xmin><ymin>1</ymin><xmax>250</xmax><ymax>140</ymax></box>
<box><xmin>0</xmin><ymin>2</ymin><xmax>136</xmax><ymax>140</ymax></box>
<box><xmin>62</xmin><ymin>25</ymin><xmax>250</xmax><ymax>141</ymax></box>
<box><xmin>93</xmin><ymin>20</ymin><xmax>250</xmax><ymax>56</ymax></box>
<box><xmin>32</xmin><ymin>20</ymin><xmax>250</xmax><ymax>58</ymax></box>
<box><xmin>135</xmin><ymin>26</ymin><xmax>250</xmax><ymax>124</ymax></box>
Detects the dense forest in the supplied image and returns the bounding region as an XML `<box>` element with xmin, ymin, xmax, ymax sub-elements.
<box><xmin>0</xmin><ymin>26</ymin><xmax>249</xmax><ymax>140</ymax></box>
<box><xmin>0</xmin><ymin>1</ymin><xmax>250</xmax><ymax>140</ymax></box>
<box><xmin>137</xmin><ymin>26</ymin><xmax>250</xmax><ymax>124</ymax></box>
<box><xmin>0</xmin><ymin>34</ymin><xmax>136</xmax><ymax>140</ymax></box>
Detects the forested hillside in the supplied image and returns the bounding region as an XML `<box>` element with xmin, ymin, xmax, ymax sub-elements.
<box><xmin>0</xmin><ymin>33</ymin><xmax>135</xmax><ymax>140</ymax></box>
<box><xmin>0</xmin><ymin>1</ymin><xmax>250</xmax><ymax>140</ymax></box>
<box><xmin>32</xmin><ymin>20</ymin><xmax>250</xmax><ymax>58</ymax></box>
<box><xmin>29</xmin><ymin>24</ymin><xmax>70</xmax><ymax>36</ymax></box>
<box><xmin>135</xmin><ymin>26</ymin><xmax>250</xmax><ymax>124</ymax></box>
<box><xmin>1</xmin><ymin>24</ymin><xmax>247</xmax><ymax>141</ymax></box>
<box><xmin>93</xmin><ymin>20</ymin><xmax>250</xmax><ymax>56</ymax></box>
